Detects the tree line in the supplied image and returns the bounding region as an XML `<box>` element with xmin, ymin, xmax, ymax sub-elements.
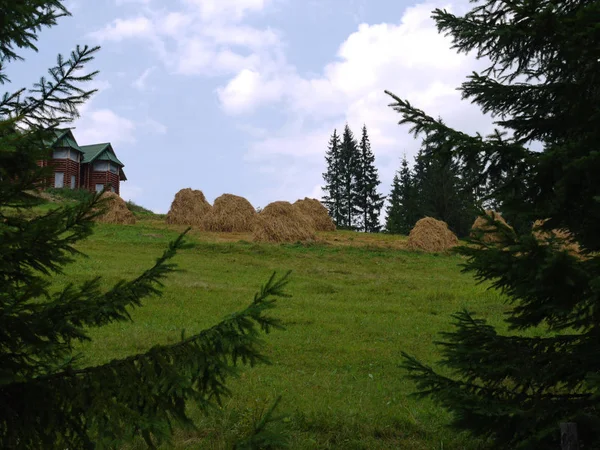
<box><xmin>323</xmin><ymin>126</ymin><xmax>489</xmax><ymax>237</ymax></box>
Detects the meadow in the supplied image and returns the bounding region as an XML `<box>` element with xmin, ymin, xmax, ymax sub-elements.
<box><xmin>51</xmin><ymin>214</ymin><xmax>509</xmax><ymax>449</ymax></box>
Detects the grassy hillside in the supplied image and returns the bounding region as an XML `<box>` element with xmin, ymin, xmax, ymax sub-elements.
<box><xmin>49</xmin><ymin>210</ymin><xmax>506</xmax><ymax>449</ymax></box>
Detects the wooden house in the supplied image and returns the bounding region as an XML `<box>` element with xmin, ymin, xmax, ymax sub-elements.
<box><xmin>38</xmin><ymin>129</ymin><xmax>127</xmax><ymax>195</ymax></box>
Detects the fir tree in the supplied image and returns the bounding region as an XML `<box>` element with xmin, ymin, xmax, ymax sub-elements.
<box><xmin>413</xmin><ymin>136</ymin><xmax>476</xmax><ymax>238</ymax></box>
<box><xmin>321</xmin><ymin>129</ymin><xmax>343</xmax><ymax>226</ymax></box>
<box><xmin>385</xmin><ymin>172</ymin><xmax>402</xmax><ymax>234</ymax></box>
<box><xmin>385</xmin><ymin>155</ymin><xmax>416</xmax><ymax>235</ymax></box>
<box><xmin>387</xmin><ymin>0</ymin><xmax>600</xmax><ymax>447</ymax></box>
<box><xmin>337</xmin><ymin>124</ymin><xmax>360</xmax><ymax>229</ymax></box>
<box><xmin>0</xmin><ymin>2</ymin><xmax>289</xmax><ymax>448</ymax></box>
<box><xmin>355</xmin><ymin>125</ymin><xmax>385</xmax><ymax>232</ymax></box>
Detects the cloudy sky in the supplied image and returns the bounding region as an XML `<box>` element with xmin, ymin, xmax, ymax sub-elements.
<box><xmin>8</xmin><ymin>0</ymin><xmax>496</xmax><ymax>213</ymax></box>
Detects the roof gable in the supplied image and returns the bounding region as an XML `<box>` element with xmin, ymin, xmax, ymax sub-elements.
<box><xmin>79</xmin><ymin>143</ymin><xmax>124</xmax><ymax>167</ymax></box>
<box><xmin>47</xmin><ymin>128</ymin><xmax>82</xmax><ymax>153</ymax></box>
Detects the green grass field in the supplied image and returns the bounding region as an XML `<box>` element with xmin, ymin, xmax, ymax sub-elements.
<box><xmin>51</xmin><ymin>213</ymin><xmax>509</xmax><ymax>449</ymax></box>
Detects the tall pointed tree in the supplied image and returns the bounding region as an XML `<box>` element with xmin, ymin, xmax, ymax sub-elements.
<box><xmin>385</xmin><ymin>155</ymin><xmax>416</xmax><ymax>235</ymax></box>
<box><xmin>385</xmin><ymin>171</ymin><xmax>402</xmax><ymax>234</ymax></box>
<box><xmin>322</xmin><ymin>129</ymin><xmax>343</xmax><ymax>226</ymax></box>
<box><xmin>338</xmin><ymin>124</ymin><xmax>360</xmax><ymax>229</ymax></box>
<box><xmin>387</xmin><ymin>0</ymin><xmax>600</xmax><ymax>448</ymax></box>
<box><xmin>0</xmin><ymin>2</ymin><xmax>289</xmax><ymax>448</ymax></box>
<box><xmin>355</xmin><ymin>125</ymin><xmax>385</xmax><ymax>232</ymax></box>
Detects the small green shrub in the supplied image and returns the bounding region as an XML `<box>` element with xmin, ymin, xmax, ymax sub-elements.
<box><xmin>47</xmin><ymin>187</ymin><xmax>94</xmax><ymax>203</ymax></box>
<box><xmin>126</xmin><ymin>200</ymin><xmax>155</xmax><ymax>216</ymax></box>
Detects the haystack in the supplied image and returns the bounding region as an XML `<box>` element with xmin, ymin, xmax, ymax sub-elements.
<box><xmin>407</xmin><ymin>217</ymin><xmax>458</xmax><ymax>252</ymax></box>
<box><xmin>533</xmin><ymin>219</ymin><xmax>582</xmax><ymax>256</ymax></box>
<box><xmin>165</xmin><ymin>188</ymin><xmax>212</xmax><ymax>226</ymax></box>
<box><xmin>202</xmin><ymin>193</ymin><xmax>257</xmax><ymax>232</ymax></box>
<box><xmin>471</xmin><ymin>210</ymin><xmax>512</xmax><ymax>243</ymax></box>
<box><xmin>293</xmin><ymin>198</ymin><xmax>336</xmax><ymax>232</ymax></box>
<box><xmin>253</xmin><ymin>201</ymin><xmax>316</xmax><ymax>243</ymax></box>
<box><xmin>96</xmin><ymin>191</ymin><xmax>136</xmax><ymax>225</ymax></box>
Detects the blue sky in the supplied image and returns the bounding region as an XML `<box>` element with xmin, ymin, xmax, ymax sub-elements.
<box><xmin>8</xmin><ymin>0</ymin><xmax>494</xmax><ymax>213</ymax></box>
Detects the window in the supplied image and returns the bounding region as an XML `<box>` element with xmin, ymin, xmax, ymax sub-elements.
<box><xmin>70</xmin><ymin>175</ymin><xmax>76</xmax><ymax>189</ymax></box>
<box><xmin>54</xmin><ymin>172</ymin><xmax>64</xmax><ymax>188</ymax></box>
<box><xmin>53</xmin><ymin>149</ymin><xmax>68</xmax><ymax>159</ymax></box>
<box><xmin>95</xmin><ymin>183</ymin><xmax>104</xmax><ymax>193</ymax></box>
<box><xmin>93</xmin><ymin>161</ymin><xmax>109</xmax><ymax>171</ymax></box>
<box><xmin>109</xmin><ymin>163</ymin><xmax>118</xmax><ymax>174</ymax></box>
<box><xmin>68</xmin><ymin>151</ymin><xmax>79</xmax><ymax>162</ymax></box>
<box><xmin>110</xmin><ymin>186</ymin><xmax>115</xmax><ymax>193</ymax></box>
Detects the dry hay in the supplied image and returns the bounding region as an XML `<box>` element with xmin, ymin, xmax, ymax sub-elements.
<box><xmin>252</xmin><ymin>201</ymin><xmax>316</xmax><ymax>243</ymax></box>
<box><xmin>95</xmin><ymin>191</ymin><xmax>136</xmax><ymax>225</ymax></box>
<box><xmin>293</xmin><ymin>197</ymin><xmax>336</xmax><ymax>231</ymax></box>
<box><xmin>165</xmin><ymin>188</ymin><xmax>212</xmax><ymax>226</ymax></box>
<box><xmin>533</xmin><ymin>219</ymin><xmax>582</xmax><ymax>256</ymax></box>
<box><xmin>407</xmin><ymin>217</ymin><xmax>458</xmax><ymax>253</ymax></box>
<box><xmin>202</xmin><ymin>193</ymin><xmax>257</xmax><ymax>232</ymax></box>
<box><xmin>471</xmin><ymin>210</ymin><xmax>512</xmax><ymax>244</ymax></box>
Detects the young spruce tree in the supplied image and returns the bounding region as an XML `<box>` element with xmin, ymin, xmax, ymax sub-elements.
<box><xmin>355</xmin><ymin>125</ymin><xmax>385</xmax><ymax>232</ymax></box>
<box><xmin>0</xmin><ymin>2</ymin><xmax>290</xmax><ymax>448</ymax></box>
<box><xmin>321</xmin><ymin>129</ymin><xmax>343</xmax><ymax>226</ymax></box>
<box><xmin>385</xmin><ymin>155</ymin><xmax>416</xmax><ymax>235</ymax></box>
<box><xmin>387</xmin><ymin>0</ymin><xmax>600</xmax><ymax>447</ymax></box>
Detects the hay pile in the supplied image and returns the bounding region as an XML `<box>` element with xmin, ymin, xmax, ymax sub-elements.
<box><xmin>253</xmin><ymin>201</ymin><xmax>316</xmax><ymax>243</ymax></box>
<box><xmin>293</xmin><ymin>198</ymin><xmax>336</xmax><ymax>231</ymax></box>
<box><xmin>165</xmin><ymin>188</ymin><xmax>212</xmax><ymax>226</ymax></box>
<box><xmin>471</xmin><ymin>210</ymin><xmax>512</xmax><ymax>243</ymax></box>
<box><xmin>407</xmin><ymin>217</ymin><xmax>458</xmax><ymax>252</ymax></box>
<box><xmin>533</xmin><ymin>219</ymin><xmax>581</xmax><ymax>256</ymax></box>
<box><xmin>202</xmin><ymin>193</ymin><xmax>257</xmax><ymax>232</ymax></box>
<box><xmin>96</xmin><ymin>191</ymin><xmax>136</xmax><ymax>225</ymax></box>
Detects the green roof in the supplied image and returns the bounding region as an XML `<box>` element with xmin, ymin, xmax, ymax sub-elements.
<box><xmin>79</xmin><ymin>143</ymin><xmax>124</xmax><ymax>166</ymax></box>
<box><xmin>79</xmin><ymin>142</ymin><xmax>127</xmax><ymax>181</ymax></box>
<box><xmin>46</xmin><ymin>129</ymin><xmax>82</xmax><ymax>152</ymax></box>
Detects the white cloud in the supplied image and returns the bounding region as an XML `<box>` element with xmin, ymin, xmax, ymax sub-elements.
<box><xmin>183</xmin><ymin>0</ymin><xmax>271</xmax><ymax>22</ymax></box>
<box><xmin>90</xmin><ymin>1</ymin><xmax>283</xmax><ymax>79</ymax></box>
<box><xmin>132</xmin><ymin>67</ymin><xmax>155</xmax><ymax>91</ymax></box>
<box><xmin>228</xmin><ymin>1</ymin><xmax>493</xmax><ymax>187</ymax></box>
<box><xmin>89</xmin><ymin>17</ymin><xmax>154</xmax><ymax>42</ymax></box>
<box><xmin>74</xmin><ymin>109</ymin><xmax>136</xmax><ymax>145</ymax></box>
<box><xmin>217</xmin><ymin>69</ymin><xmax>284</xmax><ymax>114</ymax></box>
<box><xmin>116</xmin><ymin>0</ymin><xmax>151</xmax><ymax>4</ymax></box>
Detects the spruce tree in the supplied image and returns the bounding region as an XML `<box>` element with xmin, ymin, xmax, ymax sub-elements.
<box><xmin>387</xmin><ymin>0</ymin><xmax>600</xmax><ymax>447</ymax></box>
<box><xmin>385</xmin><ymin>156</ymin><xmax>416</xmax><ymax>235</ymax></box>
<box><xmin>321</xmin><ymin>129</ymin><xmax>343</xmax><ymax>226</ymax></box>
<box><xmin>338</xmin><ymin>124</ymin><xmax>360</xmax><ymax>229</ymax></box>
<box><xmin>0</xmin><ymin>2</ymin><xmax>289</xmax><ymax>448</ymax></box>
<box><xmin>355</xmin><ymin>125</ymin><xmax>385</xmax><ymax>232</ymax></box>
<box><xmin>385</xmin><ymin>172</ymin><xmax>402</xmax><ymax>234</ymax></box>
<box><xmin>413</xmin><ymin>136</ymin><xmax>476</xmax><ymax>238</ymax></box>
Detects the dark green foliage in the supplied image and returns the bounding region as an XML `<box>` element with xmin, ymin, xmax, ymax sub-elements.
<box><xmin>47</xmin><ymin>187</ymin><xmax>94</xmax><ymax>203</ymax></box>
<box><xmin>0</xmin><ymin>2</ymin><xmax>290</xmax><ymax>448</ymax></box>
<box><xmin>355</xmin><ymin>125</ymin><xmax>385</xmax><ymax>232</ymax></box>
<box><xmin>338</xmin><ymin>124</ymin><xmax>360</xmax><ymax>230</ymax></box>
<box><xmin>412</xmin><ymin>139</ymin><xmax>477</xmax><ymax>238</ymax></box>
<box><xmin>234</xmin><ymin>396</ymin><xmax>290</xmax><ymax>449</ymax></box>
<box><xmin>388</xmin><ymin>0</ymin><xmax>600</xmax><ymax>448</ymax></box>
<box><xmin>385</xmin><ymin>155</ymin><xmax>417</xmax><ymax>235</ymax></box>
<box><xmin>322</xmin><ymin>124</ymin><xmax>384</xmax><ymax>231</ymax></box>
<box><xmin>321</xmin><ymin>129</ymin><xmax>343</xmax><ymax>226</ymax></box>
<box><xmin>126</xmin><ymin>199</ymin><xmax>155</xmax><ymax>216</ymax></box>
